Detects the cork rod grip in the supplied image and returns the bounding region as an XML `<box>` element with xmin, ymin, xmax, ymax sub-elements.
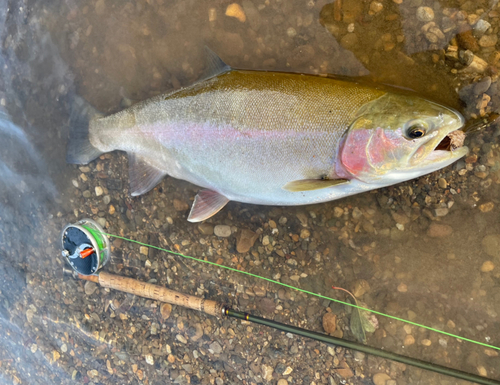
<box><xmin>97</xmin><ymin>271</ymin><xmax>224</xmax><ymax>317</ymax></box>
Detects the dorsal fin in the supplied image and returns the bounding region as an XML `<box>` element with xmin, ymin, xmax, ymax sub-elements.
<box><xmin>198</xmin><ymin>46</ymin><xmax>231</xmax><ymax>82</ymax></box>
<box><xmin>128</xmin><ymin>153</ymin><xmax>167</xmax><ymax>196</ymax></box>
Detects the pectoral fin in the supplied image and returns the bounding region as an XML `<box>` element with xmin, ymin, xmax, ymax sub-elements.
<box><xmin>283</xmin><ymin>178</ymin><xmax>349</xmax><ymax>192</ymax></box>
<box><xmin>188</xmin><ymin>189</ymin><xmax>229</xmax><ymax>222</ymax></box>
<box><xmin>128</xmin><ymin>153</ymin><xmax>167</xmax><ymax>196</ymax></box>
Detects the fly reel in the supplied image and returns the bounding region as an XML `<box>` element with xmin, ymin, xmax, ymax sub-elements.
<box><xmin>61</xmin><ymin>219</ymin><xmax>110</xmax><ymax>275</ymax></box>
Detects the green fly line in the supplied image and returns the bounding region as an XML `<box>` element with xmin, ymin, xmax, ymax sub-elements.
<box><xmin>104</xmin><ymin>232</ymin><xmax>500</xmax><ymax>352</ymax></box>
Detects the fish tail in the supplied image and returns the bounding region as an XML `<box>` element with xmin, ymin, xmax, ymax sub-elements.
<box><xmin>66</xmin><ymin>97</ymin><xmax>104</xmax><ymax>164</ymax></box>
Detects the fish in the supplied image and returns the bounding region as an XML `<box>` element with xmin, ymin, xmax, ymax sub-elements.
<box><xmin>67</xmin><ymin>49</ymin><xmax>468</xmax><ymax>222</ymax></box>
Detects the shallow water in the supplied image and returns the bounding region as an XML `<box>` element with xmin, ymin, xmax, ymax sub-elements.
<box><xmin>1</xmin><ymin>0</ymin><xmax>500</xmax><ymax>384</ymax></box>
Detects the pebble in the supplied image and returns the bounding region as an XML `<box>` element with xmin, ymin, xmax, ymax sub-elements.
<box><xmin>96</xmin><ymin>218</ymin><xmax>106</xmax><ymax>227</ymax></box>
<box><xmin>236</xmin><ymin>229</ymin><xmax>259</xmax><ymax>253</ymax></box>
<box><xmin>161</xmin><ymin>303</ymin><xmax>172</xmax><ymax>319</ymax></box>
<box><xmin>479</xmin><ymin>34</ymin><xmax>498</xmax><ymax>48</ymax></box>
<box><xmin>416</xmin><ymin>7</ymin><xmax>434</xmax><ymax>22</ymax></box>
<box><xmin>140</xmin><ymin>246</ymin><xmax>149</xmax><ymax>256</ymax></box>
<box><xmin>103</xmin><ymin>195</ymin><xmax>111</xmax><ymax>204</ymax></box>
<box><xmin>225</xmin><ymin>3</ymin><xmax>246</xmax><ymax>22</ymax></box>
<box><xmin>438</xmin><ymin>178</ymin><xmax>448</xmax><ymax>189</ymax></box>
<box><xmin>404</xmin><ymin>335</ymin><xmax>415</xmax><ymax>346</ymax></box>
<box><xmin>287</xmin><ymin>27</ymin><xmax>297</xmax><ymax>38</ymax></box>
<box><xmin>369</xmin><ymin>1</ymin><xmax>383</xmax><ymax>14</ymax></box>
<box><xmin>262</xmin><ymin>364</ymin><xmax>273</xmax><ymax>381</ymax></box>
<box><xmin>421</xmin><ymin>339</ymin><xmax>432</xmax><ymax>346</ymax></box>
<box><xmin>322</xmin><ymin>313</ymin><xmax>337</xmax><ymax>334</ymax></box>
<box><xmin>482</xmin><ymin>235</ymin><xmax>500</xmax><ymax>258</ymax></box>
<box><xmin>427</xmin><ymin>223</ymin><xmax>453</xmax><ymax>238</ymax></box>
<box><xmin>283</xmin><ymin>366</ymin><xmax>293</xmax><ymax>375</ymax></box>
<box><xmin>434</xmin><ymin>208</ymin><xmax>449</xmax><ymax>217</ymax></box>
<box><xmin>61</xmin><ymin>343</ymin><xmax>68</xmax><ymax>353</ymax></box>
<box><xmin>144</xmin><ymin>354</ymin><xmax>154</xmax><ymax>365</ymax></box>
<box><xmin>481</xmin><ymin>261</ymin><xmax>495</xmax><ymax>272</ymax></box>
<box><xmin>95</xmin><ymin>186</ymin><xmax>103</xmax><ymax>196</ymax></box>
<box><xmin>277</xmin><ymin>379</ymin><xmax>288</xmax><ymax>385</ymax></box>
<box><xmin>214</xmin><ymin>225</ymin><xmax>231</xmax><ymax>237</ymax></box>
<box><xmin>474</xmin><ymin>20</ymin><xmax>491</xmax><ymax>35</ymax></box>
<box><xmin>84</xmin><ymin>281</ymin><xmax>97</xmax><ymax>295</ymax></box>
<box><xmin>176</xmin><ymin>334</ymin><xmax>187</xmax><ymax>344</ymax></box>
<box><xmin>173</xmin><ymin>199</ymin><xmax>189</xmax><ymax>211</ymax></box>
<box><xmin>209</xmin><ymin>341</ymin><xmax>222</xmax><ymax>354</ymax></box>
<box><xmin>397</xmin><ymin>283</ymin><xmax>408</xmax><ymax>293</ymax></box>
<box><xmin>334</xmin><ymin>207</ymin><xmax>344</xmax><ymax>217</ymax></box>
<box><xmin>300</xmin><ymin>229</ymin><xmax>311</xmax><ymax>239</ymax></box>
<box><xmin>477</xmin><ymin>366</ymin><xmax>488</xmax><ymax>376</ymax></box>
<box><xmin>373</xmin><ymin>373</ymin><xmax>392</xmax><ymax>385</ymax></box>
<box><xmin>479</xmin><ymin>202</ymin><xmax>495</xmax><ymax>212</ymax></box>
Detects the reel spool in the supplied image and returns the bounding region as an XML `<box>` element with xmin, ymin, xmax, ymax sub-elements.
<box><xmin>61</xmin><ymin>219</ymin><xmax>110</xmax><ymax>275</ymax></box>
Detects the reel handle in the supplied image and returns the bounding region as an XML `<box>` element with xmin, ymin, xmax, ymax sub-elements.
<box><xmin>76</xmin><ymin>271</ymin><xmax>225</xmax><ymax>317</ymax></box>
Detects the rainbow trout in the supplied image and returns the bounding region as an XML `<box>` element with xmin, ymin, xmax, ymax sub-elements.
<box><xmin>68</xmin><ymin>50</ymin><xmax>467</xmax><ymax>222</ymax></box>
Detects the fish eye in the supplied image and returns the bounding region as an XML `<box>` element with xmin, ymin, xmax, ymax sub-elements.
<box><xmin>406</xmin><ymin>123</ymin><xmax>427</xmax><ymax>139</ymax></box>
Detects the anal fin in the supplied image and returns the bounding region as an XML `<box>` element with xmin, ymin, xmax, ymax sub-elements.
<box><xmin>188</xmin><ymin>189</ymin><xmax>229</xmax><ymax>222</ymax></box>
<box><xmin>283</xmin><ymin>178</ymin><xmax>349</xmax><ymax>192</ymax></box>
<box><xmin>128</xmin><ymin>153</ymin><xmax>167</xmax><ymax>196</ymax></box>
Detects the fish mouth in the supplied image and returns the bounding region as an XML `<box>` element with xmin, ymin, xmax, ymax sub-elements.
<box><xmin>417</xmin><ymin>128</ymin><xmax>469</xmax><ymax>167</ymax></box>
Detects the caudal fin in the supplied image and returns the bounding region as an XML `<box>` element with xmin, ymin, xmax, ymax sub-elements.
<box><xmin>66</xmin><ymin>97</ymin><xmax>104</xmax><ymax>164</ymax></box>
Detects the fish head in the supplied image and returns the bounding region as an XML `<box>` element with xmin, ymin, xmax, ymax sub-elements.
<box><xmin>339</xmin><ymin>93</ymin><xmax>468</xmax><ymax>184</ymax></box>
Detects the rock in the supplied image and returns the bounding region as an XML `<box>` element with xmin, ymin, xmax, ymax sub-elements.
<box><xmin>209</xmin><ymin>341</ymin><xmax>222</xmax><ymax>354</ymax></box>
<box><xmin>477</xmin><ymin>366</ymin><xmax>487</xmax><ymax>376</ymax></box>
<box><xmin>277</xmin><ymin>379</ymin><xmax>288</xmax><ymax>385</ymax></box>
<box><xmin>481</xmin><ymin>261</ymin><xmax>495</xmax><ymax>272</ymax></box>
<box><xmin>434</xmin><ymin>208</ymin><xmax>449</xmax><ymax>217</ymax></box>
<box><xmin>479</xmin><ymin>202</ymin><xmax>494</xmax><ymax>212</ymax></box>
<box><xmin>176</xmin><ymin>334</ymin><xmax>187</xmax><ymax>344</ymax></box>
<box><xmin>261</xmin><ymin>364</ymin><xmax>273</xmax><ymax>381</ymax></box>
<box><xmin>427</xmin><ymin>223</ymin><xmax>453</xmax><ymax>238</ymax></box>
<box><xmin>391</xmin><ymin>211</ymin><xmax>409</xmax><ymax>225</ymax></box>
<box><xmin>474</xmin><ymin>20</ymin><xmax>491</xmax><ymax>35</ymax></box>
<box><xmin>300</xmin><ymin>229</ymin><xmax>311</xmax><ymax>239</ymax></box>
<box><xmin>334</xmin><ymin>207</ymin><xmax>344</xmax><ymax>217</ymax></box>
<box><xmin>140</xmin><ymin>246</ymin><xmax>149</xmax><ymax>256</ymax></box>
<box><xmin>225</xmin><ymin>3</ymin><xmax>246</xmax><ymax>22</ymax></box>
<box><xmin>351</xmin><ymin>279</ymin><xmax>370</xmax><ymax>297</ymax></box>
<box><xmin>479</xmin><ymin>34</ymin><xmax>498</xmax><ymax>48</ymax></box>
<box><xmin>373</xmin><ymin>373</ymin><xmax>392</xmax><ymax>385</ymax></box>
<box><xmin>95</xmin><ymin>186</ymin><xmax>103</xmax><ymax>196</ymax></box>
<box><xmin>335</xmin><ymin>362</ymin><xmax>353</xmax><ymax>379</ymax></box>
<box><xmin>438</xmin><ymin>178</ymin><xmax>448</xmax><ymax>189</ymax></box>
<box><xmin>482</xmin><ymin>235</ymin><xmax>500</xmax><ymax>258</ymax></box>
<box><xmin>474</xmin><ymin>77</ymin><xmax>492</xmax><ymax>95</ymax></box>
<box><xmin>173</xmin><ymin>199</ymin><xmax>189</xmax><ymax>211</ymax></box>
<box><xmin>236</xmin><ymin>229</ymin><xmax>259</xmax><ymax>253</ymax></box>
<box><xmin>144</xmin><ymin>354</ymin><xmax>154</xmax><ymax>365</ymax></box>
<box><xmin>84</xmin><ymin>281</ymin><xmax>97</xmax><ymax>295</ymax></box>
<box><xmin>369</xmin><ymin>1</ymin><xmax>383</xmax><ymax>14</ymax></box>
<box><xmin>404</xmin><ymin>335</ymin><xmax>415</xmax><ymax>346</ymax></box>
<box><xmin>417</xmin><ymin>7</ymin><xmax>434</xmax><ymax>22</ymax></box>
<box><xmin>283</xmin><ymin>366</ymin><xmax>293</xmax><ymax>375</ymax></box>
<box><xmin>214</xmin><ymin>225</ymin><xmax>231</xmax><ymax>237</ymax></box>
<box><xmin>161</xmin><ymin>303</ymin><xmax>172</xmax><ymax>319</ymax></box>
<box><xmin>322</xmin><ymin>313</ymin><xmax>337</xmax><ymax>334</ymax></box>
<box><xmin>198</xmin><ymin>223</ymin><xmax>214</xmax><ymax>235</ymax></box>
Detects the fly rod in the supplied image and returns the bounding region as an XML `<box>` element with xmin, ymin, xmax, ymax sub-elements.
<box><xmin>61</xmin><ymin>219</ymin><xmax>500</xmax><ymax>385</ymax></box>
